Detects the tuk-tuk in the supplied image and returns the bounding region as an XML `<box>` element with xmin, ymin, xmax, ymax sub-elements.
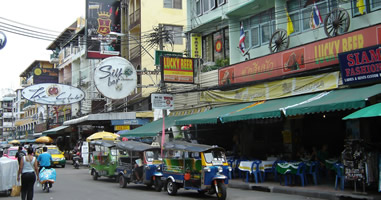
<box><xmin>89</xmin><ymin>140</ymin><xmax>119</xmax><ymax>180</ymax></box>
<box><xmin>115</xmin><ymin>141</ymin><xmax>163</xmax><ymax>191</ymax></box>
<box><xmin>161</xmin><ymin>141</ymin><xmax>231</xmax><ymax>200</ymax></box>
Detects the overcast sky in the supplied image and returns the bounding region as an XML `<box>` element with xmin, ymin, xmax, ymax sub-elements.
<box><xmin>0</xmin><ymin>0</ymin><xmax>85</xmax><ymax>91</ymax></box>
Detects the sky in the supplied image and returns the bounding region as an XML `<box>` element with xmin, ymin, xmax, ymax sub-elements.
<box><xmin>0</xmin><ymin>0</ymin><xmax>85</xmax><ymax>92</ymax></box>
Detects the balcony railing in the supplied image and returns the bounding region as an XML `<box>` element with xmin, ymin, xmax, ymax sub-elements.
<box><xmin>129</xmin><ymin>8</ymin><xmax>140</xmax><ymax>29</ymax></box>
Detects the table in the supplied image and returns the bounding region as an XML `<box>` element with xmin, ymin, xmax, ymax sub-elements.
<box><xmin>238</xmin><ymin>160</ymin><xmax>275</xmax><ymax>173</ymax></box>
<box><xmin>276</xmin><ymin>162</ymin><xmax>300</xmax><ymax>175</ymax></box>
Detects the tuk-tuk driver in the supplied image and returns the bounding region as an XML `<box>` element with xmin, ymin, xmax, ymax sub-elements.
<box><xmin>134</xmin><ymin>152</ymin><xmax>144</xmax><ymax>181</ymax></box>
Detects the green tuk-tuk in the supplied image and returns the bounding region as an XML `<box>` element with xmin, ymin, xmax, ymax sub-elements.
<box><xmin>89</xmin><ymin>140</ymin><xmax>119</xmax><ymax>180</ymax></box>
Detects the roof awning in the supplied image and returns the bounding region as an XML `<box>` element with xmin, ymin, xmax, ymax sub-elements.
<box><xmin>42</xmin><ymin>126</ymin><xmax>70</xmax><ymax>136</ymax></box>
<box><xmin>284</xmin><ymin>84</ymin><xmax>381</xmax><ymax>116</ymax></box>
<box><xmin>119</xmin><ymin>115</ymin><xmax>188</xmax><ymax>138</ymax></box>
<box><xmin>219</xmin><ymin>93</ymin><xmax>318</xmax><ymax>123</ymax></box>
<box><xmin>175</xmin><ymin>103</ymin><xmax>251</xmax><ymax>125</ymax></box>
<box><xmin>63</xmin><ymin>112</ymin><xmax>136</xmax><ymax>126</ymax></box>
<box><xmin>343</xmin><ymin>102</ymin><xmax>381</xmax><ymax>120</ymax></box>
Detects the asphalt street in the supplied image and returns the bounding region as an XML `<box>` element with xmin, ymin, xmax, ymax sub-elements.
<box><xmin>0</xmin><ymin>165</ymin><xmax>326</xmax><ymax>200</ymax></box>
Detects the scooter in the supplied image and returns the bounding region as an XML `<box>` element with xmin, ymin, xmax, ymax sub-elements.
<box><xmin>73</xmin><ymin>152</ymin><xmax>80</xmax><ymax>169</ymax></box>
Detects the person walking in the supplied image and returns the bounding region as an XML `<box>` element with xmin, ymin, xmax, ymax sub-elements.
<box><xmin>17</xmin><ymin>146</ymin><xmax>39</xmax><ymax>200</ymax></box>
<box><xmin>37</xmin><ymin>147</ymin><xmax>52</xmax><ymax>172</ymax></box>
<box><xmin>15</xmin><ymin>146</ymin><xmax>25</xmax><ymax>164</ymax></box>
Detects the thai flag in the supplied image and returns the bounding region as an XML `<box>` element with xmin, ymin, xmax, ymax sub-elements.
<box><xmin>312</xmin><ymin>3</ymin><xmax>323</xmax><ymax>29</ymax></box>
<box><xmin>239</xmin><ymin>24</ymin><xmax>246</xmax><ymax>53</ymax></box>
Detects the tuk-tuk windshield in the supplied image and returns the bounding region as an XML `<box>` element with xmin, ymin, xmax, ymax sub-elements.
<box><xmin>204</xmin><ymin>150</ymin><xmax>226</xmax><ymax>164</ymax></box>
<box><xmin>145</xmin><ymin>150</ymin><xmax>162</xmax><ymax>162</ymax></box>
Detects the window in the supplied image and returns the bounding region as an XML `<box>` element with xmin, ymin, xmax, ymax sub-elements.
<box><xmin>196</xmin><ymin>0</ymin><xmax>202</xmax><ymax>16</ymax></box>
<box><xmin>164</xmin><ymin>0</ymin><xmax>182</xmax><ymax>9</ymax></box>
<box><xmin>242</xmin><ymin>8</ymin><xmax>275</xmax><ymax>48</ymax></box>
<box><xmin>218</xmin><ymin>0</ymin><xmax>226</xmax><ymax>6</ymax></box>
<box><xmin>352</xmin><ymin>0</ymin><xmax>381</xmax><ymax>15</ymax></box>
<box><xmin>203</xmin><ymin>0</ymin><xmax>216</xmax><ymax>13</ymax></box>
<box><xmin>287</xmin><ymin>0</ymin><xmax>332</xmax><ymax>33</ymax></box>
<box><xmin>202</xmin><ymin>28</ymin><xmax>229</xmax><ymax>66</ymax></box>
<box><xmin>163</xmin><ymin>25</ymin><xmax>183</xmax><ymax>45</ymax></box>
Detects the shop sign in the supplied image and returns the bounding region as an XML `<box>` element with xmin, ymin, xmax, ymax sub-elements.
<box><xmin>94</xmin><ymin>56</ymin><xmax>137</xmax><ymax>99</ymax></box>
<box><xmin>151</xmin><ymin>93</ymin><xmax>174</xmax><ymax>110</ymax></box>
<box><xmin>115</xmin><ymin>125</ymin><xmax>130</xmax><ymax>131</ymax></box>
<box><xmin>339</xmin><ymin>45</ymin><xmax>381</xmax><ymax>85</ymax></box>
<box><xmin>22</xmin><ymin>83</ymin><xmax>85</xmax><ymax>105</ymax></box>
<box><xmin>202</xmin><ymin>71</ymin><xmax>339</xmax><ymax>103</ymax></box>
<box><xmin>161</xmin><ymin>56</ymin><xmax>194</xmax><ymax>84</ymax></box>
<box><xmin>111</xmin><ymin>119</ymin><xmax>150</xmax><ymax>125</ymax></box>
<box><xmin>191</xmin><ymin>33</ymin><xmax>202</xmax><ymax>58</ymax></box>
<box><xmin>219</xmin><ymin>25</ymin><xmax>381</xmax><ymax>86</ymax></box>
<box><xmin>33</xmin><ymin>68</ymin><xmax>58</xmax><ymax>84</ymax></box>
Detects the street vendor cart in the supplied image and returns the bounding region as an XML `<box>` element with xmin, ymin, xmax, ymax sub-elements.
<box><xmin>0</xmin><ymin>157</ymin><xmax>18</xmax><ymax>196</ymax></box>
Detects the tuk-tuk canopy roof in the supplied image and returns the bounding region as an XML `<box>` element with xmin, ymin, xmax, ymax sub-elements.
<box><xmin>163</xmin><ymin>141</ymin><xmax>224</xmax><ymax>152</ymax></box>
<box><xmin>89</xmin><ymin>140</ymin><xmax>116</xmax><ymax>148</ymax></box>
<box><xmin>116</xmin><ymin>141</ymin><xmax>160</xmax><ymax>152</ymax></box>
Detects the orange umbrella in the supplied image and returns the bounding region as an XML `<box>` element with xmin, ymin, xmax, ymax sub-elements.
<box><xmin>8</xmin><ymin>140</ymin><xmax>20</xmax><ymax>145</ymax></box>
<box><xmin>35</xmin><ymin>136</ymin><xmax>54</xmax><ymax>144</ymax></box>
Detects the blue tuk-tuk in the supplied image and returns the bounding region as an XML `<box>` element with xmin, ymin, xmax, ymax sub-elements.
<box><xmin>161</xmin><ymin>141</ymin><xmax>231</xmax><ymax>200</ymax></box>
<box><xmin>115</xmin><ymin>141</ymin><xmax>163</xmax><ymax>191</ymax></box>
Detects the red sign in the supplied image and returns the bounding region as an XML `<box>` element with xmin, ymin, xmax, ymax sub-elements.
<box><xmin>219</xmin><ymin>25</ymin><xmax>381</xmax><ymax>86</ymax></box>
<box><xmin>161</xmin><ymin>56</ymin><xmax>194</xmax><ymax>84</ymax></box>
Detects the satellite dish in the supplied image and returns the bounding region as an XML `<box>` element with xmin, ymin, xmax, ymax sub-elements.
<box><xmin>0</xmin><ymin>31</ymin><xmax>7</xmax><ymax>50</ymax></box>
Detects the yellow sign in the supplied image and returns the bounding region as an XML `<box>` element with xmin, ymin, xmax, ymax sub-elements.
<box><xmin>115</xmin><ymin>125</ymin><xmax>130</xmax><ymax>131</ymax></box>
<box><xmin>191</xmin><ymin>33</ymin><xmax>202</xmax><ymax>58</ymax></box>
<box><xmin>201</xmin><ymin>71</ymin><xmax>339</xmax><ymax>103</ymax></box>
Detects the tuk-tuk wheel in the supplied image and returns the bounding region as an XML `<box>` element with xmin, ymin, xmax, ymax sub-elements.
<box><xmin>92</xmin><ymin>171</ymin><xmax>98</xmax><ymax>180</ymax></box>
<box><xmin>154</xmin><ymin>178</ymin><xmax>162</xmax><ymax>192</ymax></box>
<box><xmin>119</xmin><ymin>175</ymin><xmax>127</xmax><ymax>188</ymax></box>
<box><xmin>166</xmin><ymin>179</ymin><xmax>177</xmax><ymax>196</ymax></box>
<box><xmin>216</xmin><ymin>182</ymin><xmax>226</xmax><ymax>200</ymax></box>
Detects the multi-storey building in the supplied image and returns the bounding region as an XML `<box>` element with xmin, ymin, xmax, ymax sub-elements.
<box><xmin>0</xmin><ymin>95</ymin><xmax>16</xmax><ymax>140</ymax></box>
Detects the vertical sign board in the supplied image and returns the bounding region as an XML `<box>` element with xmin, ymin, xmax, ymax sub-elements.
<box><xmin>161</xmin><ymin>56</ymin><xmax>194</xmax><ymax>84</ymax></box>
<box><xmin>191</xmin><ymin>33</ymin><xmax>202</xmax><ymax>58</ymax></box>
<box><xmin>86</xmin><ymin>0</ymin><xmax>121</xmax><ymax>59</ymax></box>
<box><xmin>338</xmin><ymin>45</ymin><xmax>381</xmax><ymax>85</ymax></box>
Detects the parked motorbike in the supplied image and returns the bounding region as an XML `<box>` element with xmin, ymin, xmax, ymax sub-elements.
<box><xmin>73</xmin><ymin>152</ymin><xmax>80</xmax><ymax>169</ymax></box>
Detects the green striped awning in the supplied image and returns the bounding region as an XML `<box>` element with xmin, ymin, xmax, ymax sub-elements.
<box><xmin>285</xmin><ymin>83</ymin><xmax>381</xmax><ymax>116</ymax></box>
<box><xmin>343</xmin><ymin>102</ymin><xmax>381</xmax><ymax>120</ymax></box>
<box><xmin>175</xmin><ymin>103</ymin><xmax>251</xmax><ymax>125</ymax></box>
<box><xmin>42</xmin><ymin>126</ymin><xmax>70</xmax><ymax>136</ymax></box>
<box><xmin>119</xmin><ymin>115</ymin><xmax>188</xmax><ymax>138</ymax></box>
<box><xmin>219</xmin><ymin>93</ymin><xmax>318</xmax><ymax>123</ymax></box>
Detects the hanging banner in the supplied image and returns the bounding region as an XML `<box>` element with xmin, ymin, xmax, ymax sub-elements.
<box><xmin>219</xmin><ymin>25</ymin><xmax>381</xmax><ymax>86</ymax></box>
<box><xmin>86</xmin><ymin>0</ymin><xmax>121</xmax><ymax>59</ymax></box>
<box><xmin>191</xmin><ymin>33</ymin><xmax>202</xmax><ymax>58</ymax></box>
<box><xmin>201</xmin><ymin>71</ymin><xmax>339</xmax><ymax>103</ymax></box>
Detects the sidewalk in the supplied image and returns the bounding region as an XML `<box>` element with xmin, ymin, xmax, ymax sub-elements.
<box><xmin>228</xmin><ymin>178</ymin><xmax>381</xmax><ymax>200</ymax></box>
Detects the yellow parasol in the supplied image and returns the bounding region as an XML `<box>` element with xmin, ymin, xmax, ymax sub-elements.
<box><xmin>8</xmin><ymin>140</ymin><xmax>20</xmax><ymax>145</ymax></box>
<box><xmin>86</xmin><ymin>131</ymin><xmax>119</xmax><ymax>142</ymax></box>
<box><xmin>35</xmin><ymin>136</ymin><xmax>54</xmax><ymax>144</ymax></box>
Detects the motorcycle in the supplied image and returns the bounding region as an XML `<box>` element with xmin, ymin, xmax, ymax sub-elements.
<box><xmin>73</xmin><ymin>152</ymin><xmax>81</xmax><ymax>169</ymax></box>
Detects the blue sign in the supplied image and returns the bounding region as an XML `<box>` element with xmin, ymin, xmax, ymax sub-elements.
<box><xmin>339</xmin><ymin>45</ymin><xmax>381</xmax><ymax>85</ymax></box>
<box><xmin>0</xmin><ymin>31</ymin><xmax>7</xmax><ymax>50</ymax></box>
<box><xmin>111</xmin><ymin>118</ymin><xmax>150</xmax><ymax>126</ymax></box>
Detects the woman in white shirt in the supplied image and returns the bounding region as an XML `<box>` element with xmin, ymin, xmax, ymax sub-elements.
<box><xmin>17</xmin><ymin>146</ymin><xmax>39</xmax><ymax>200</ymax></box>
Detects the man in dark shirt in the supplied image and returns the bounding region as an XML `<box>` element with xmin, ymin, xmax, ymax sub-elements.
<box><xmin>15</xmin><ymin>146</ymin><xmax>25</xmax><ymax>163</ymax></box>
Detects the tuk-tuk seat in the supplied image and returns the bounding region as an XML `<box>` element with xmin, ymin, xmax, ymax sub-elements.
<box><xmin>163</xmin><ymin>158</ymin><xmax>184</xmax><ymax>173</ymax></box>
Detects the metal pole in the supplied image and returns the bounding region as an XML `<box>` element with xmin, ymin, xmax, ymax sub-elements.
<box><xmin>121</xmin><ymin>0</ymin><xmax>129</xmax><ymax>60</ymax></box>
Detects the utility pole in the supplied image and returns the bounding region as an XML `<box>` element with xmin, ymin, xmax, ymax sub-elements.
<box><xmin>121</xmin><ymin>0</ymin><xmax>129</xmax><ymax>60</ymax></box>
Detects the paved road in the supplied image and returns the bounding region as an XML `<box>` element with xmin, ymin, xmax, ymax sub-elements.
<box><xmin>0</xmin><ymin>165</ymin><xmax>325</xmax><ymax>200</ymax></box>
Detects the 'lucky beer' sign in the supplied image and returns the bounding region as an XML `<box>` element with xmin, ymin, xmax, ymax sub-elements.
<box><xmin>161</xmin><ymin>56</ymin><xmax>194</xmax><ymax>84</ymax></box>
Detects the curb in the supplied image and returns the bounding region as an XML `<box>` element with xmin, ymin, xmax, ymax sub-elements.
<box><xmin>228</xmin><ymin>182</ymin><xmax>376</xmax><ymax>200</ymax></box>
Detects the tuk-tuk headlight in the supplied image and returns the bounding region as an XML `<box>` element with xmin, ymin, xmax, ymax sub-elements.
<box><xmin>156</xmin><ymin>165</ymin><xmax>161</xmax><ymax>171</ymax></box>
<box><xmin>203</xmin><ymin>167</ymin><xmax>211</xmax><ymax>173</ymax></box>
<box><xmin>218</xmin><ymin>166</ymin><xmax>223</xmax><ymax>173</ymax></box>
<box><xmin>228</xmin><ymin>166</ymin><xmax>232</xmax><ymax>171</ymax></box>
<box><xmin>110</xmin><ymin>161</ymin><xmax>115</xmax><ymax>165</ymax></box>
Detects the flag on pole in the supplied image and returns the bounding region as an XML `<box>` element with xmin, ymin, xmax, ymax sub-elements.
<box><xmin>311</xmin><ymin>3</ymin><xmax>323</xmax><ymax>29</ymax></box>
<box><xmin>286</xmin><ymin>8</ymin><xmax>294</xmax><ymax>36</ymax></box>
<box><xmin>239</xmin><ymin>23</ymin><xmax>246</xmax><ymax>53</ymax></box>
<box><xmin>356</xmin><ymin>0</ymin><xmax>365</xmax><ymax>15</ymax></box>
